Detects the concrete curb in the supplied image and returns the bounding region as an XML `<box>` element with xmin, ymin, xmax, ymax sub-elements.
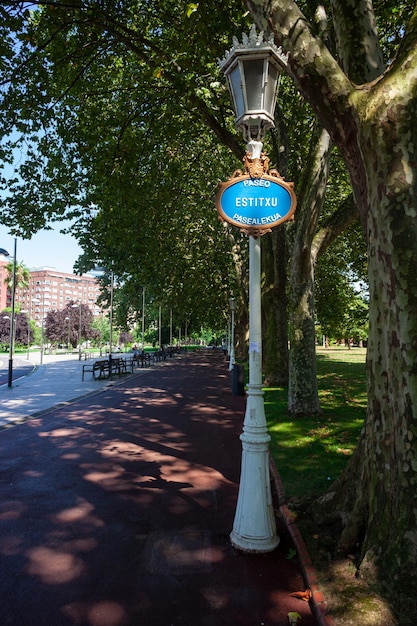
<box><xmin>269</xmin><ymin>455</ymin><xmax>336</xmax><ymax>626</ymax></box>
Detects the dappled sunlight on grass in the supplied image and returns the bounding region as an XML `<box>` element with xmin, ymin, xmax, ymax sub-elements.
<box><xmin>264</xmin><ymin>348</ymin><xmax>366</xmax><ymax>499</ymax></box>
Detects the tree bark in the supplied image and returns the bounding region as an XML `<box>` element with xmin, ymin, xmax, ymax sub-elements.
<box><xmin>246</xmin><ymin>0</ymin><xmax>417</xmax><ymax>581</ymax></box>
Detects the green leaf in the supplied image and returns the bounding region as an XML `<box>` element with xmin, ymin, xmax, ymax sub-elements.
<box><xmin>185</xmin><ymin>3</ymin><xmax>199</xmax><ymax>18</ymax></box>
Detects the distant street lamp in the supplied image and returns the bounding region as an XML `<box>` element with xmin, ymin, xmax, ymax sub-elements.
<box><xmin>141</xmin><ymin>287</ymin><xmax>145</xmax><ymax>351</ymax></box>
<box><xmin>72</xmin><ymin>301</ymin><xmax>83</xmax><ymax>360</ymax></box>
<box><xmin>0</xmin><ymin>239</ymin><xmax>17</xmax><ymax>387</ymax></box>
<box><xmin>109</xmin><ymin>270</ymin><xmax>114</xmax><ymax>363</ymax></box>
<box><xmin>228</xmin><ymin>297</ymin><xmax>236</xmax><ymax>371</ymax></box>
<box><xmin>158</xmin><ymin>305</ymin><xmax>162</xmax><ymax>350</ymax></box>
<box><xmin>78</xmin><ymin>302</ymin><xmax>82</xmax><ymax>360</ymax></box>
<box><xmin>65</xmin><ymin>316</ymin><xmax>70</xmax><ymax>352</ymax></box>
<box><xmin>39</xmin><ymin>293</ymin><xmax>46</xmax><ymax>365</ymax></box>
<box><xmin>218</xmin><ymin>26</ymin><xmax>296</xmax><ymax>553</ymax></box>
<box><xmin>99</xmin><ymin>309</ymin><xmax>103</xmax><ymax>356</ymax></box>
<box><xmin>93</xmin><ymin>266</ymin><xmax>115</xmax><ymax>365</ymax></box>
<box><xmin>25</xmin><ymin>297</ymin><xmax>40</xmax><ymax>360</ymax></box>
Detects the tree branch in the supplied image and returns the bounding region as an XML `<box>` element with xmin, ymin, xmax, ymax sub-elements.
<box><xmin>312</xmin><ymin>193</ymin><xmax>359</xmax><ymax>262</ymax></box>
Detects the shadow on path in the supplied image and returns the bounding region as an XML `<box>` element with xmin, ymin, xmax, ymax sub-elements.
<box><xmin>0</xmin><ymin>350</ymin><xmax>316</xmax><ymax>626</ymax></box>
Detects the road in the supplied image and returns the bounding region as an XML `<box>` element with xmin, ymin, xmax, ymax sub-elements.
<box><xmin>0</xmin><ymin>354</ymin><xmax>35</xmax><ymax>386</ymax></box>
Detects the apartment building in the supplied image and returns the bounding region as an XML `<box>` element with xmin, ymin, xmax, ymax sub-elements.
<box><xmin>14</xmin><ymin>267</ymin><xmax>102</xmax><ymax>323</ymax></box>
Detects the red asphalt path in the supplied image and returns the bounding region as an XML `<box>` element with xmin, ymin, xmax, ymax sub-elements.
<box><xmin>0</xmin><ymin>349</ymin><xmax>316</xmax><ymax>626</ymax></box>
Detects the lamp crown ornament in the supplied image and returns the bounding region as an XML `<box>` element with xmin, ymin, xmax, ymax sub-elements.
<box><xmin>220</xmin><ymin>24</ymin><xmax>288</xmax><ymax>67</ymax></box>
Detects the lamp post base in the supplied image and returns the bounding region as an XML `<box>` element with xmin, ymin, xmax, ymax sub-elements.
<box><xmin>230</xmin><ymin>383</ymin><xmax>279</xmax><ymax>553</ymax></box>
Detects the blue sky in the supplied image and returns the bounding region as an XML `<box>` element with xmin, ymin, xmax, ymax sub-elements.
<box><xmin>0</xmin><ymin>222</ymin><xmax>83</xmax><ymax>274</ymax></box>
<box><xmin>1</xmin><ymin>137</ymin><xmax>84</xmax><ymax>273</ymax></box>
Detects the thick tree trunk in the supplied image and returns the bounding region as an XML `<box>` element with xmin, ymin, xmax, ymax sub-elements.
<box><xmin>357</xmin><ymin>112</ymin><xmax>417</xmax><ymax>577</ymax></box>
<box><xmin>313</xmin><ymin>80</ymin><xmax>417</xmax><ymax>584</ymax></box>
<box><xmin>314</xmin><ymin>130</ymin><xmax>417</xmax><ymax>583</ymax></box>
<box><xmin>246</xmin><ymin>0</ymin><xmax>417</xmax><ymax>584</ymax></box>
<box><xmin>288</xmin><ymin>127</ymin><xmax>331</xmax><ymax>414</ymax></box>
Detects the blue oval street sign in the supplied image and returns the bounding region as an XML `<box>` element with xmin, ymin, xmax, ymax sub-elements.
<box><xmin>216</xmin><ymin>174</ymin><xmax>296</xmax><ymax>234</ymax></box>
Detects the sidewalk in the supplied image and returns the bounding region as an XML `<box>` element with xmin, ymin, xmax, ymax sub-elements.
<box><xmin>0</xmin><ymin>349</ymin><xmax>319</xmax><ymax>626</ymax></box>
<box><xmin>0</xmin><ymin>352</ymin><xmax>134</xmax><ymax>428</ymax></box>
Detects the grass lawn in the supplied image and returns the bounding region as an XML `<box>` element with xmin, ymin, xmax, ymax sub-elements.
<box><xmin>265</xmin><ymin>346</ymin><xmax>367</xmax><ymax>502</ymax></box>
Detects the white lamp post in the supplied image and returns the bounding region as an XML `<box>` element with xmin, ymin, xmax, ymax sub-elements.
<box><xmin>228</xmin><ymin>297</ymin><xmax>236</xmax><ymax>371</ymax></box>
<box><xmin>78</xmin><ymin>302</ymin><xmax>82</xmax><ymax>360</ymax></box>
<box><xmin>227</xmin><ymin>314</ymin><xmax>231</xmax><ymax>357</ymax></box>
<box><xmin>26</xmin><ymin>297</ymin><xmax>40</xmax><ymax>359</ymax></box>
<box><xmin>2</xmin><ymin>239</ymin><xmax>17</xmax><ymax>388</ymax></box>
<box><xmin>93</xmin><ymin>265</ymin><xmax>115</xmax><ymax>362</ymax></box>
<box><xmin>109</xmin><ymin>270</ymin><xmax>114</xmax><ymax>363</ymax></box>
<box><xmin>159</xmin><ymin>305</ymin><xmax>162</xmax><ymax>349</ymax></box>
<box><xmin>40</xmin><ymin>293</ymin><xmax>45</xmax><ymax>365</ymax></box>
<box><xmin>218</xmin><ymin>25</ymin><xmax>291</xmax><ymax>553</ymax></box>
<box><xmin>141</xmin><ymin>287</ymin><xmax>145</xmax><ymax>351</ymax></box>
<box><xmin>65</xmin><ymin>316</ymin><xmax>70</xmax><ymax>352</ymax></box>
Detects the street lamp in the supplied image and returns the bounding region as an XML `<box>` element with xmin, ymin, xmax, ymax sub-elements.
<box><xmin>65</xmin><ymin>316</ymin><xmax>70</xmax><ymax>352</ymax></box>
<box><xmin>25</xmin><ymin>297</ymin><xmax>40</xmax><ymax>360</ymax></box>
<box><xmin>109</xmin><ymin>270</ymin><xmax>114</xmax><ymax>363</ymax></box>
<box><xmin>141</xmin><ymin>287</ymin><xmax>145</xmax><ymax>351</ymax></box>
<box><xmin>39</xmin><ymin>293</ymin><xmax>45</xmax><ymax>364</ymax></box>
<box><xmin>72</xmin><ymin>302</ymin><xmax>82</xmax><ymax>360</ymax></box>
<box><xmin>0</xmin><ymin>239</ymin><xmax>17</xmax><ymax>388</ymax></box>
<box><xmin>158</xmin><ymin>305</ymin><xmax>162</xmax><ymax>350</ymax></box>
<box><xmin>78</xmin><ymin>302</ymin><xmax>82</xmax><ymax>360</ymax></box>
<box><xmin>228</xmin><ymin>297</ymin><xmax>236</xmax><ymax>371</ymax></box>
<box><xmin>93</xmin><ymin>266</ymin><xmax>115</xmax><ymax>364</ymax></box>
<box><xmin>218</xmin><ymin>26</ymin><xmax>293</xmax><ymax>553</ymax></box>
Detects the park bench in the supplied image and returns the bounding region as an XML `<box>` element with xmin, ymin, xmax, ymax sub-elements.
<box><xmin>123</xmin><ymin>357</ymin><xmax>135</xmax><ymax>373</ymax></box>
<box><xmin>110</xmin><ymin>357</ymin><xmax>127</xmax><ymax>377</ymax></box>
<box><xmin>82</xmin><ymin>359</ymin><xmax>110</xmax><ymax>381</ymax></box>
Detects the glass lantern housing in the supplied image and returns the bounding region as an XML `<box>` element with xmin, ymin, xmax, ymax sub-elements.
<box><xmin>219</xmin><ymin>26</ymin><xmax>287</xmax><ymax>141</ymax></box>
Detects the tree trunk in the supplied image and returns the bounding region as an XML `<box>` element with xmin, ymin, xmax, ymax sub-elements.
<box><xmin>246</xmin><ymin>0</ymin><xmax>417</xmax><ymax>584</ymax></box>
<box><xmin>288</xmin><ymin>127</ymin><xmax>331</xmax><ymax>414</ymax></box>
<box><xmin>313</xmin><ymin>115</ymin><xmax>417</xmax><ymax>582</ymax></box>
<box><xmin>356</xmin><ymin>110</ymin><xmax>417</xmax><ymax>578</ymax></box>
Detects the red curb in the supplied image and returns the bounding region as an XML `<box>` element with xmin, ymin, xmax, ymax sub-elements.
<box><xmin>269</xmin><ymin>454</ymin><xmax>335</xmax><ymax>626</ymax></box>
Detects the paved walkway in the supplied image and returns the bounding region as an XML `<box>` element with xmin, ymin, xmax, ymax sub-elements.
<box><xmin>0</xmin><ymin>352</ymin><xmax>134</xmax><ymax>428</ymax></box>
<box><xmin>0</xmin><ymin>349</ymin><xmax>318</xmax><ymax>626</ymax></box>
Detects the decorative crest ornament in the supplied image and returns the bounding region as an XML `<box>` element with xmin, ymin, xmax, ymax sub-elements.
<box><xmin>219</xmin><ymin>24</ymin><xmax>289</xmax><ymax>69</ymax></box>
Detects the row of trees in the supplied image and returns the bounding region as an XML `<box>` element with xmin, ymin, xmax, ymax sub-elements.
<box><xmin>0</xmin><ymin>299</ymin><xmax>202</xmax><ymax>353</ymax></box>
<box><xmin>0</xmin><ymin>0</ymin><xmax>415</xmax><ymax>609</ymax></box>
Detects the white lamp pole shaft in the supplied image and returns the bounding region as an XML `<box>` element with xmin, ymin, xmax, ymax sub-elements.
<box><xmin>230</xmin><ymin>235</ymin><xmax>279</xmax><ymax>552</ymax></box>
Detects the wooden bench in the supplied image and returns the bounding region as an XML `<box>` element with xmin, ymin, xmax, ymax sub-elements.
<box><xmin>124</xmin><ymin>357</ymin><xmax>135</xmax><ymax>373</ymax></box>
<box><xmin>110</xmin><ymin>357</ymin><xmax>126</xmax><ymax>377</ymax></box>
<box><xmin>82</xmin><ymin>359</ymin><xmax>110</xmax><ymax>381</ymax></box>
